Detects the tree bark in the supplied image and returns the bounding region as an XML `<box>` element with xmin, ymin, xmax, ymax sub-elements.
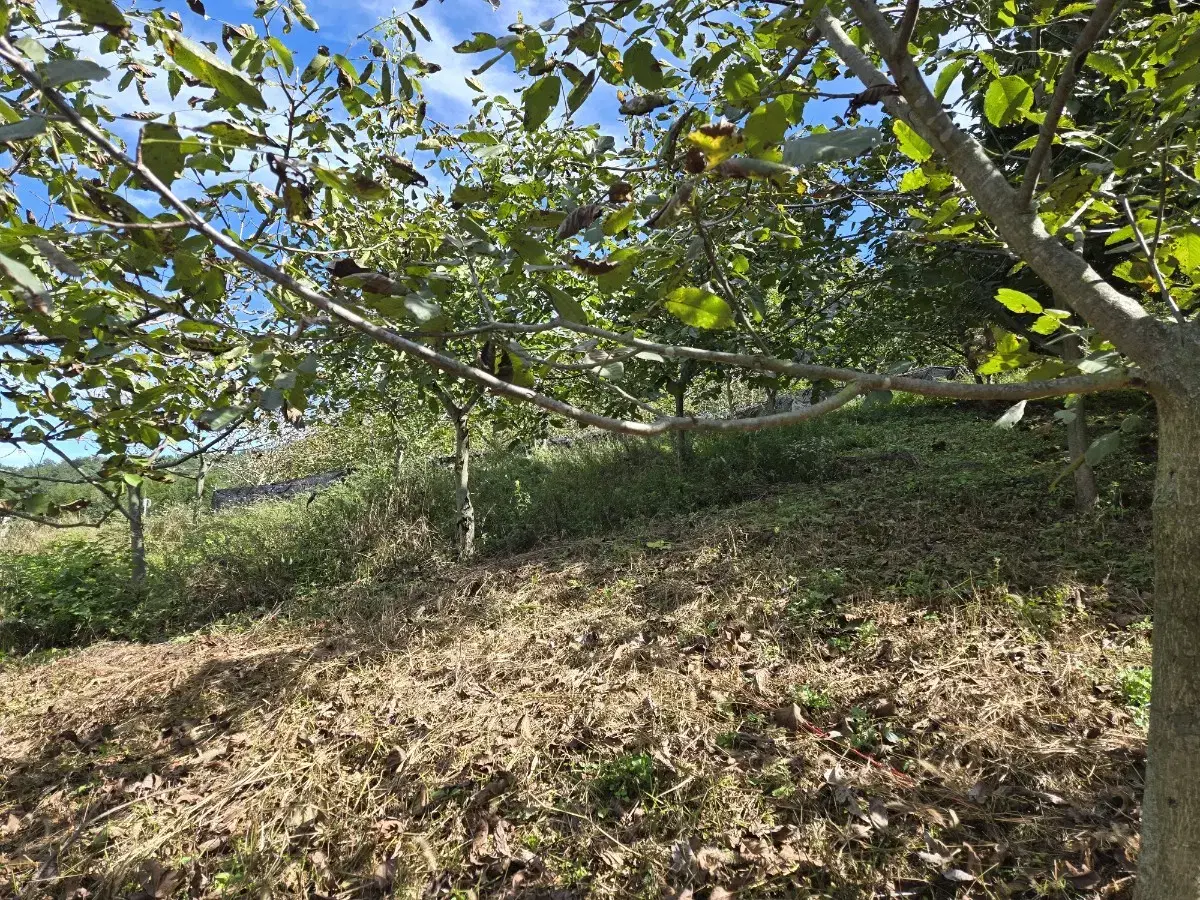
<box><xmin>1060</xmin><ymin>334</ymin><xmax>1099</xmax><ymax>511</ymax></box>
<box><xmin>127</xmin><ymin>481</ymin><xmax>146</xmax><ymax>595</ymax></box>
<box><xmin>671</xmin><ymin>362</ymin><xmax>694</xmax><ymax>463</ymax></box>
<box><xmin>389</xmin><ymin>415</ymin><xmax>405</xmax><ymax>480</ymax></box>
<box><xmin>453</xmin><ymin>415</ymin><xmax>475</xmax><ymax>561</ymax></box>
<box><xmin>194</xmin><ymin>454</ymin><xmax>208</xmax><ymax>522</ymax></box>
<box><xmin>1137</xmin><ymin>389</ymin><xmax>1200</xmax><ymax>899</ymax></box>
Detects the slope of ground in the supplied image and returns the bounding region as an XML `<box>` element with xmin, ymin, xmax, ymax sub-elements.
<box><xmin>0</xmin><ymin>405</ymin><xmax>1154</xmax><ymax>898</ymax></box>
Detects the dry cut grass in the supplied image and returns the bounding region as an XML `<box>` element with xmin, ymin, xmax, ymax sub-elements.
<box><xmin>0</xmin><ymin>455</ymin><xmax>1153</xmax><ymax>899</ymax></box>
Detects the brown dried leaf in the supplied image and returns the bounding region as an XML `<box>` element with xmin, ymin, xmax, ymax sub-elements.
<box><xmin>137</xmin><ymin>859</ymin><xmax>181</xmax><ymax>899</ymax></box>
<box><xmin>619</xmin><ymin>92</ymin><xmax>671</xmax><ymax>115</ymax></box>
<box><xmin>847</xmin><ymin>83</ymin><xmax>901</xmax><ymax>115</ymax></box>
<box><xmin>868</xmin><ymin>798</ymin><xmax>889</xmax><ymax>830</ymax></box>
<box><xmin>645</xmin><ymin>179</ymin><xmax>694</xmax><ymax>230</ymax></box>
<box><xmin>698</xmin><ymin>119</ymin><xmax>737</xmax><ymax>137</ymax></box>
<box><xmin>942</xmin><ymin>867</ymin><xmax>976</xmax><ymax>883</ymax></box>
<box><xmin>683</xmin><ymin>146</ymin><xmax>707</xmax><ymax>174</ymax></box>
<box><xmin>371</xmin><ymin>856</ymin><xmax>398</xmax><ymax>889</ymax></box>
<box><xmin>571</xmin><ymin>255</ymin><xmax>619</xmax><ymax>276</ymax></box>
<box><xmin>608</xmin><ymin>181</ymin><xmax>633</xmax><ymax>203</ymax></box>
<box><xmin>694</xmin><ymin>845</ymin><xmax>735</xmax><ymax>874</ymax></box>
<box><xmin>556</xmin><ymin>203</ymin><xmax>605</xmax><ymax>241</ymax></box>
<box><xmin>967</xmin><ymin>779</ymin><xmax>992</xmax><ymax>803</ymax></box>
<box><xmin>773</xmin><ymin>703</ymin><xmax>805</xmax><ymax>731</ymax></box>
<box><xmin>468</xmin><ymin>818</ymin><xmax>490</xmax><ymax>864</ymax></box>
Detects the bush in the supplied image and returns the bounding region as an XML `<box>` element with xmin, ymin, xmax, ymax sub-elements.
<box><xmin>0</xmin><ymin>539</ymin><xmax>142</xmax><ymax>651</ymax></box>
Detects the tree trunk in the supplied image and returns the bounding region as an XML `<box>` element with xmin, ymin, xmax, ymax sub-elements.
<box><xmin>1060</xmin><ymin>334</ymin><xmax>1099</xmax><ymax>511</ymax></box>
<box><xmin>194</xmin><ymin>454</ymin><xmax>208</xmax><ymax>522</ymax></box>
<box><xmin>127</xmin><ymin>481</ymin><xmax>146</xmax><ymax>595</ymax></box>
<box><xmin>671</xmin><ymin>361</ymin><xmax>696</xmax><ymax>463</ymax></box>
<box><xmin>453</xmin><ymin>415</ymin><xmax>475</xmax><ymax>561</ymax></box>
<box><xmin>392</xmin><ymin>444</ymin><xmax>405</xmax><ymax>481</ymax></box>
<box><xmin>1136</xmin><ymin>391</ymin><xmax>1200</xmax><ymax>899</ymax></box>
<box><xmin>389</xmin><ymin>415</ymin><xmax>405</xmax><ymax>480</ymax></box>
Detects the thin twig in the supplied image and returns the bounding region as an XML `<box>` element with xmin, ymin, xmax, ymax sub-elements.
<box><xmin>67</xmin><ymin>212</ymin><xmax>192</xmax><ymax>230</ymax></box>
<box><xmin>894</xmin><ymin>0</ymin><xmax>919</xmax><ymax>54</ymax></box>
<box><xmin>1018</xmin><ymin>0</ymin><xmax>1119</xmax><ymax>208</ymax></box>
<box><xmin>1120</xmin><ymin>195</ymin><xmax>1186</xmax><ymax>325</ymax></box>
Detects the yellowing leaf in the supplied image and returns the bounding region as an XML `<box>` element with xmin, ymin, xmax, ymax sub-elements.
<box><xmin>984</xmin><ymin>75</ymin><xmax>1033</xmax><ymax>127</ymax></box>
<box><xmin>603</xmin><ymin>203</ymin><xmax>637</xmax><ymax>236</ymax></box>
<box><xmin>665</xmin><ymin>286</ymin><xmax>734</xmax><ymax>329</ymax></box>
<box><xmin>995</xmin><ymin>287</ymin><xmax>1042</xmax><ymax>314</ymax></box>
<box><xmin>892</xmin><ymin>120</ymin><xmax>932</xmax><ymax>163</ymax></box>
<box><xmin>685</xmin><ymin>129</ymin><xmax>743</xmax><ymax>166</ymax></box>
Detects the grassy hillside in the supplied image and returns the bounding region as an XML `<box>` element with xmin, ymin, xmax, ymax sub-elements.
<box><xmin>0</xmin><ymin>399</ymin><xmax>1154</xmax><ymax>898</ymax></box>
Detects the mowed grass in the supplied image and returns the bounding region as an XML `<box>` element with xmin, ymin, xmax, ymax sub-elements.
<box><xmin>0</xmin><ymin>398</ymin><xmax>1155</xmax><ymax>898</ymax></box>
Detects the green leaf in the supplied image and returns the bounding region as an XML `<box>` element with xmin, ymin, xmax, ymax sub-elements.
<box><xmin>268</xmin><ymin>36</ymin><xmax>294</xmax><ymax>75</ymax></box>
<box><xmin>62</xmin><ymin>0</ymin><xmax>128</xmax><ymax>30</ymax></box>
<box><xmin>1168</xmin><ymin>227</ymin><xmax>1200</xmax><ymax>275</ymax></box>
<box><xmin>934</xmin><ymin>58</ymin><xmax>966</xmax><ymax>101</ymax></box>
<box><xmin>983</xmin><ymin>75</ymin><xmax>1033</xmax><ymax>126</ymax></box>
<box><xmin>723</xmin><ymin>65</ymin><xmax>759</xmax><ymax>105</ymax></box>
<box><xmin>899</xmin><ymin>167</ymin><xmax>927</xmax><ymax>192</ymax></box>
<box><xmin>164</xmin><ymin>33</ymin><xmax>267</xmax><ymax>109</ymax></box>
<box><xmin>994</xmin><ymin>399</ymin><xmax>1027</xmax><ymax>429</ymax></box>
<box><xmin>743</xmin><ymin>100</ymin><xmax>787</xmax><ymax>149</ymax></box>
<box><xmin>1085</xmin><ymin>431</ymin><xmax>1121</xmax><ymax>466</ymax></box>
<box><xmin>0</xmin><ymin>117</ymin><xmax>47</xmax><ymax>142</ymax></box>
<box><xmin>401</xmin><ymin>296</ymin><xmax>446</xmax><ymax>331</ymax></box>
<box><xmin>138</xmin><ymin>123</ymin><xmax>188</xmax><ymax>186</ymax></box>
<box><xmin>1030</xmin><ymin>311</ymin><xmax>1069</xmax><ymax>334</ymax></box>
<box><xmin>623</xmin><ymin>40</ymin><xmax>664</xmax><ymax>90</ymax></box>
<box><xmin>603</xmin><ymin>203</ymin><xmax>636</xmax><ymax>236</ymax></box>
<box><xmin>454</xmin><ymin>32</ymin><xmax>498</xmax><ymax>53</ymax></box>
<box><xmin>450</xmin><ymin>182</ymin><xmax>491</xmax><ymax>205</ymax></box>
<box><xmin>523</xmin><ymin>74</ymin><xmax>561</xmax><ymax>131</ymax></box>
<box><xmin>41</xmin><ymin>59</ymin><xmax>109</xmax><ymax>87</ymax></box>
<box><xmin>543</xmin><ymin>283</ymin><xmax>587</xmax><ymax>323</ymax></box>
<box><xmin>201</xmin><ymin>406</ymin><xmax>244</xmax><ymax>429</ymax></box>
<box><xmin>301</xmin><ymin>49</ymin><xmax>331</xmax><ymax>83</ymax></box>
<box><xmin>995</xmin><ymin>288</ymin><xmax>1042</xmax><ymax>314</ymax></box>
<box><xmin>782</xmin><ymin>127</ymin><xmax>881</xmax><ymax>166</ymax></box>
<box><xmin>892</xmin><ymin>120</ymin><xmax>932</xmax><ymax>162</ymax></box>
<box><xmin>664</xmin><ymin>286</ymin><xmax>734</xmax><ymax>329</ymax></box>
<box><xmin>288</xmin><ymin>0</ymin><xmax>318</xmax><ymax>31</ymax></box>
<box><xmin>0</xmin><ymin>252</ymin><xmax>47</xmax><ymax>298</ymax></box>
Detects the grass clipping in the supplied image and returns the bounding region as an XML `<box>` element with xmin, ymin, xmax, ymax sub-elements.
<box><xmin>0</xmin><ymin>443</ymin><xmax>1152</xmax><ymax>899</ymax></box>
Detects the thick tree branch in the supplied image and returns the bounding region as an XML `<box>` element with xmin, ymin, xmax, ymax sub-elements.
<box><xmin>815</xmin><ymin>3</ymin><xmax>1166</xmax><ymax>381</ymax></box>
<box><xmin>436</xmin><ymin>317</ymin><xmax>1139</xmax><ymax>401</ymax></box>
<box><xmin>1018</xmin><ymin>0</ymin><xmax>1119</xmax><ymax>209</ymax></box>
<box><xmin>894</xmin><ymin>0</ymin><xmax>919</xmax><ymax>55</ymax></box>
<box><xmin>0</xmin><ymin>505</ymin><xmax>117</xmax><ymax>529</ymax></box>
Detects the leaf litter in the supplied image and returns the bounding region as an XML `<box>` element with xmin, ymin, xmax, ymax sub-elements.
<box><xmin>0</xmin><ymin>465</ymin><xmax>1151</xmax><ymax>897</ymax></box>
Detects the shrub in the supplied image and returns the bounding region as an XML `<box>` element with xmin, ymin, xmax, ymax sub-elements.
<box><xmin>0</xmin><ymin>539</ymin><xmax>141</xmax><ymax>651</ymax></box>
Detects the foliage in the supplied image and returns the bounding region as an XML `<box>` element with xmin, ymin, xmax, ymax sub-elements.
<box><xmin>1118</xmin><ymin>665</ymin><xmax>1153</xmax><ymax>729</ymax></box>
<box><xmin>0</xmin><ymin>538</ymin><xmax>142</xmax><ymax>649</ymax></box>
